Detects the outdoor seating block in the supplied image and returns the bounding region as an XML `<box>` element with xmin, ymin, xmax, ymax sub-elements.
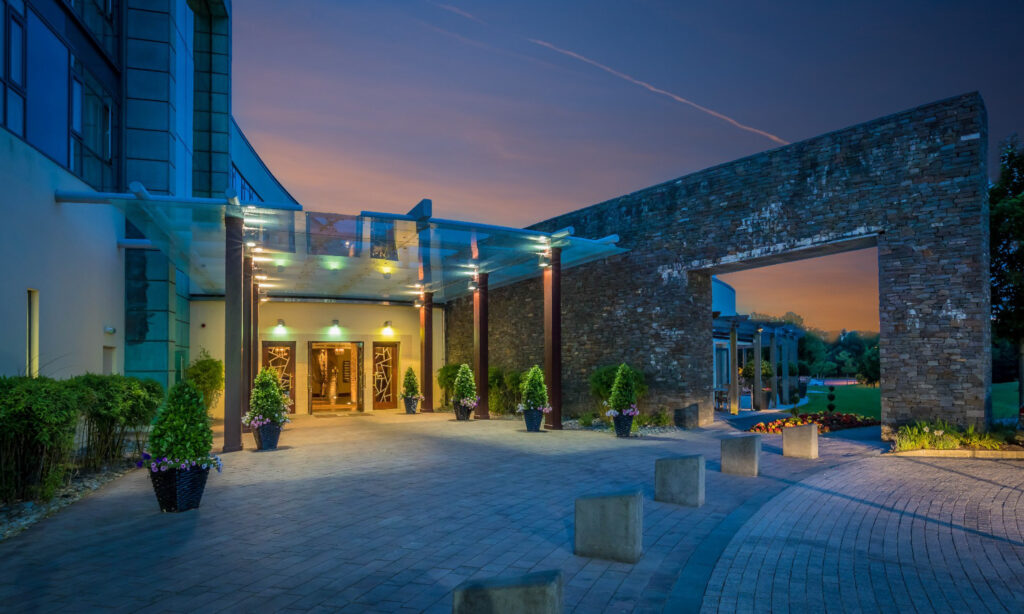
<box><xmin>452</xmin><ymin>570</ymin><xmax>562</xmax><ymax>614</ymax></box>
<box><xmin>655</xmin><ymin>455</ymin><xmax>705</xmax><ymax>507</ymax></box>
<box><xmin>574</xmin><ymin>491</ymin><xmax>643</xmax><ymax>563</ymax></box>
<box><xmin>783</xmin><ymin>423</ymin><xmax>819</xmax><ymax>459</ymax></box>
<box><xmin>674</xmin><ymin>403</ymin><xmax>713</xmax><ymax>429</ymax></box>
<box><xmin>721</xmin><ymin>435</ymin><xmax>761</xmax><ymax>477</ymax></box>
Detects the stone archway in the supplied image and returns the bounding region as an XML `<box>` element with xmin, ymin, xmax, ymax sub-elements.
<box><xmin>447</xmin><ymin>92</ymin><xmax>990</xmax><ymax>434</ymax></box>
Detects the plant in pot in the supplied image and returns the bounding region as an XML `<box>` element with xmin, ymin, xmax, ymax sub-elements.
<box><xmin>142</xmin><ymin>379</ymin><xmax>222</xmax><ymax>512</ymax></box>
<box><xmin>452</xmin><ymin>364</ymin><xmax>478</xmax><ymax>421</ymax></box>
<box><xmin>243</xmin><ymin>368</ymin><xmax>291</xmax><ymax>450</ymax></box>
<box><xmin>401</xmin><ymin>367</ymin><xmax>424</xmax><ymax>414</ymax></box>
<box><xmin>605</xmin><ymin>363</ymin><xmax>640</xmax><ymax>438</ymax></box>
<box><xmin>517</xmin><ymin>365</ymin><xmax>551</xmax><ymax>432</ymax></box>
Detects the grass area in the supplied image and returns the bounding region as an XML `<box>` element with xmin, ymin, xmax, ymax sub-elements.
<box><xmin>803</xmin><ymin>381</ymin><xmax>1020</xmax><ymax>421</ymax></box>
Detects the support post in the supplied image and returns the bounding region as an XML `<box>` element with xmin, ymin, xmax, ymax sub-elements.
<box><xmin>769</xmin><ymin>330</ymin><xmax>778</xmax><ymax>408</ymax></box>
<box><xmin>242</xmin><ymin>255</ymin><xmax>253</xmax><ymax>419</ymax></box>
<box><xmin>473</xmin><ymin>273</ymin><xmax>489</xmax><ymax>419</ymax></box>
<box><xmin>251</xmin><ymin>282</ymin><xmax>259</xmax><ymax>382</ymax></box>
<box><xmin>729</xmin><ymin>324</ymin><xmax>739</xmax><ymax>415</ymax></box>
<box><xmin>544</xmin><ymin>247</ymin><xmax>562</xmax><ymax>429</ymax></box>
<box><xmin>753</xmin><ymin>327</ymin><xmax>763</xmax><ymax>411</ymax></box>
<box><xmin>782</xmin><ymin>336</ymin><xmax>792</xmax><ymax>405</ymax></box>
<box><xmin>223</xmin><ymin>214</ymin><xmax>244</xmax><ymax>452</ymax></box>
<box><xmin>420</xmin><ymin>291</ymin><xmax>434</xmax><ymax>412</ymax></box>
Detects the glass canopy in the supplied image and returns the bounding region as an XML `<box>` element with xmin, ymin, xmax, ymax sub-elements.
<box><xmin>56</xmin><ymin>188</ymin><xmax>626</xmax><ymax>303</ymax></box>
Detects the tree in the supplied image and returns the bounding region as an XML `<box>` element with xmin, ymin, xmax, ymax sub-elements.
<box><xmin>990</xmin><ymin>137</ymin><xmax>1024</xmax><ymax>414</ymax></box>
<box><xmin>859</xmin><ymin>346</ymin><xmax>880</xmax><ymax>386</ymax></box>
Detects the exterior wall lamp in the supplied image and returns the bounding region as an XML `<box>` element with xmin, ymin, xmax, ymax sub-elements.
<box><xmin>539</xmin><ymin>251</ymin><xmax>551</xmax><ymax>268</ymax></box>
<box><xmin>382</xmin><ymin>320</ymin><xmax>394</xmax><ymax>336</ymax></box>
<box><xmin>329</xmin><ymin>319</ymin><xmax>341</xmax><ymax>336</ymax></box>
<box><xmin>468</xmin><ymin>277</ymin><xmax>479</xmax><ymax>292</ymax></box>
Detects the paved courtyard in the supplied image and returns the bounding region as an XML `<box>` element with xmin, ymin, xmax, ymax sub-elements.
<box><xmin>1</xmin><ymin>411</ymin><xmax>1022</xmax><ymax>613</ymax></box>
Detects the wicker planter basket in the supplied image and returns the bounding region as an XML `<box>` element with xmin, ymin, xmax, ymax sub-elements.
<box><xmin>149</xmin><ymin>467</ymin><xmax>210</xmax><ymax>513</ymax></box>
<box><xmin>404</xmin><ymin>397</ymin><xmax>418</xmax><ymax>414</ymax></box>
<box><xmin>454</xmin><ymin>406</ymin><xmax>472</xmax><ymax>421</ymax></box>
<box><xmin>253</xmin><ymin>423</ymin><xmax>282</xmax><ymax>450</ymax></box>
<box><xmin>523</xmin><ymin>409</ymin><xmax>543</xmax><ymax>432</ymax></box>
<box><xmin>613</xmin><ymin>415</ymin><xmax>634</xmax><ymax>438</ymax></box>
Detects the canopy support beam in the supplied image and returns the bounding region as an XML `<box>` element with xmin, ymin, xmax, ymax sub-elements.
<box><xmin>544</xmin><ymin>247</ymin><xmax>562</xmax><ymax>430</ymax></box>
<box><xmin>474</xmin><ymin>273</ymin><xmax>490</xmax><ymax>419</ymax></box>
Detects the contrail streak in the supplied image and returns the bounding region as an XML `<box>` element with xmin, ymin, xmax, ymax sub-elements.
<box><xmin>432</xmin><ymin>2</ymin><xmax>487</xmax><ymax>25</ymax></box>
<box><xmin>528</xmin><ymin>39</ymin><xmax>789</xmax><ymax>145</ymax></box>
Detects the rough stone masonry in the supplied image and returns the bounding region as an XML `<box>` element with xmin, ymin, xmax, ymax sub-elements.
<box><xmin>445</xmin><ymin>92</ymin><xmax>991</xmax><ymax>435</ymax></box>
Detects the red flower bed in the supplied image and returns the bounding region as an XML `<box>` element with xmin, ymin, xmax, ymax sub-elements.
<box><xmin>749</xmin><ymin>412</ymin><xmax>880</xmax><ymax>434</ymax></box>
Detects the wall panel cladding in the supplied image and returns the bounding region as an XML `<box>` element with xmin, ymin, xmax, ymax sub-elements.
<box><xmin>445</xmin><ymin>93</ymin><xmax>991</xmax><ymax>433</ymax></box>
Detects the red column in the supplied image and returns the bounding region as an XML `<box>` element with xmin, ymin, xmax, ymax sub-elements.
<box><xmin>242</xmin><ymin>255</ymin><xmax>253</xmax><ymax>419</ymax></box>
<box><xmin>544</xmin><ymin>247</ymin><xmax>562</xmax><ymax>429</ymax></box>
<box><xmin>223</xmin><ymin>214</ymin><xmax>244</xmax><ymax>452</ymax></box>
<box><xmin>420</xmin><ymin>291</ymin><xmax>434</xmax><ymax>412</ymax></box>
<box><xmin>473</xmin><ymin>272</ymin><xmax>489</xmax><ymax>419</ymax></box>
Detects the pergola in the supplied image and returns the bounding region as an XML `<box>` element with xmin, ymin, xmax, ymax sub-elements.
<box><xmin>55</xmin><ymin>186</ymin><xmax>624</xmax><ymax>451</ymax></box>
<box><xmin>713</xmin><ymin>315</ymin><xmax>803</xmax><ymax>413</ymax></box>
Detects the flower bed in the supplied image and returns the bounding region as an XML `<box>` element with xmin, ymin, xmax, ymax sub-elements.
<box><xmin>749</xmin><ymin>412</ymin><xmax>880</xmax><ymax>435</ymax></box>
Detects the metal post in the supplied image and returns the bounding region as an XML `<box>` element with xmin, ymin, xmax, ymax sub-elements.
<box><xmin>223</xmin><ymin>214</ymin><xmax>244</xmax><ymax>452</ymax></box>
<box><xmin>729</xmin><ymin>324</ymin><xmax>739</xmax><ymax>415</ymax></box>
<box><xmin>544</xmin><ymin>247</ymin><xmax>562</xmax><ymax>430</ymax></box>
<box><xmin>473</xmin><ymin>272</ymin><xmax>489</xmax><ymax>419</ymax></box>
<box><xmin>753</xmin><ymin>327</ymin><xmax>763</xmax><ymax>411</ymax></box>
<box><xmin>252</xmin><ymin>281</ymin><xmax>260</xmax><ymax>382</ymax></box>
<box><xmin>242</xmin><ymin>255</ymin><xmax>253</xmax><ymax>419</ymax></box>
<box><xmin>420</xmin><ymin>291</ymin><xmax>434</xmax><ymax>412</ymax></box>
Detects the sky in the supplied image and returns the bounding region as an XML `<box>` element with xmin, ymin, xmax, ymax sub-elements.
<box><xmin>231</xmin><ymin>0</ymin><xmax>1024</xmax><ymax>332</ymax></box>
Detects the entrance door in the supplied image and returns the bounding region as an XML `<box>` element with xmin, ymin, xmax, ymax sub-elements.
<box><xmin>262</xmin><ymin>341</ymin><xmax>296</xmax><ymax>412</ymax></box>
<box><xmin>309</xmin><ymin>341</ymin><xmax>361</xmax><ymax>412</ymax></box>
<box><xmin>372</xmin><ymin>342</ymin><xmax>399</xmax><ymax>409</ymax></box>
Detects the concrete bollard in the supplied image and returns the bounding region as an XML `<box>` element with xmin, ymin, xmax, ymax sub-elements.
<box><xmin>783</xmin><ymin>423</ymin><xmax>819</xmax><ymax>459</ymax></box>
<box><xmin>574</xmin><ymin>491</ymin><xmax>643</xmax><ymax>563</ymax></box>
<box><xmin>452</xmin><ymin>570</ymin><xmax>562</xmax><ymax>614</ymax></box>
<box><xmin>721</xmin><ymin>435</ymin><xmax>761</xmax><ymax>477</ymax></box>
<box><xmin>655</xmin><ymin>455</ymin><xmax>705</xmax><ymax>507</ymax></box>
<box><xmin>674</xmin><ymin>403</ymin><xmax>714</xmax><ymax>429</ymax></box>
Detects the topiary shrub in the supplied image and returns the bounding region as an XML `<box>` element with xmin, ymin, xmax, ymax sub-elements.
<box><xmin>606</xmin><ymin>363</ymin><xmax>640</xmax><ymax>417</ymax></box>
<box><xmin>243</xmin><ymin>368</ymin><xmax>290</xmax><ymax>429</ymax></box>
<box><xmin>148</xmin><ymin>379</ymin><xmax>215</xmax><ymax>467</ymax></box>
<box><xmin>452</xmin><ymin>364</ymin><xmax>478</xmax><ymax>419</ymax></box>
<box><xmin>589</xmin><ymin>364</ymin><xmax>647</xmax><ymax>407</ymax></box>
<box><xmin>401</xmin><ymin>366</ymin><xmax>420</xmax><ymax>400</ymax></box>
<box><xmin>0</xmin><ymin>376</ymin><xmax>77</xmax><ymax>503</ymax></box>
<box><xmin>519</xmin><ymin>365</ymin><xmax>550</xmax><ymax>412</ymax></box>
<box><xmin>827</xmin><ymin>386</ymin><xmax>837</xmax><ymax>413</ymax></box>
<box><xmin>184</xmin><ymin>349</ymin><xmax>224</xmax><ymax>413</ymax></box>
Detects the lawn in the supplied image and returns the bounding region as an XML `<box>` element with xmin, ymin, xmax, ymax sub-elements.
<box><xmin>802</xmin><ymin>381</ymin><xmax>1019</xmax><ymax>421</ymax></box>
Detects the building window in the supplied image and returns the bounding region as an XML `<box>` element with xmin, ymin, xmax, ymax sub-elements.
<box><xmin>70</xmin><ymin>56</ymin><xmax>114</xmax><ymax>189</ymax></box>
<box><xmin>230</xmin><ymin>164</ymin><xmax>263</xmax><ymax>203</ymax></box>
<box><xmin>63</xmin><ymin>0</ymin><xmax>117</xmax><ymax>58</ymax></box>
<box><xmin>3</xmin><ymin>5</ymin><xmax>26</xmax><ymax>136</ymax></box>
<box><xmin>26</xmin><ymin>289</ymin><xmax>38</xmax><ymax>377</ymax></box>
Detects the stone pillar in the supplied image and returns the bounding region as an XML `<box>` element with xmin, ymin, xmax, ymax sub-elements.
<box><xmin>420</xmin><ymin>291</ymin><xmax>434</xmax><ymax>412</ymax></box>
<box><xmin>544</xmin><ymin>247</ymin><xmax>562</xmax><ymax>430</ymax></box>
<box><xmin>753</xmin><ymin>327</ymin><xmax>763</xmax><ymax>410</ymax></box>
<box><xmin>223</xmin><ymin>214</ymin><xmax>244</xmax><ymax>452</ymax></box>
<box><xmin>781</xmin><ymin>336</ymin><xmax>792</xmax><ymax>405</ymax></box>
<box><xmin>729</xmin><ymin>324</ymin><xmax>739</xmax><ymax>415</ymax></box>
<box><xmin>769</xmin><ymin>330</ymin><xmax>778</xmax><ymax>408</ymax></box>
<box><xmin>474</xmin><ymin>273</ymin><xmax>489</xmax><ymax>419</ymax></box>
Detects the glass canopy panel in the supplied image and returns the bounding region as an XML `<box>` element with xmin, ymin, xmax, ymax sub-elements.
<box><xmin>102</xmin><ymin>197</ymin><xmax>625</xmax><ymax>302</ymax></box>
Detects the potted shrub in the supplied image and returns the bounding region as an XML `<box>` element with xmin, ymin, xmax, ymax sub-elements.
<box><xmin>143</xmin><ymin>379</ymin><xmax>222</xmax><ymax>512</ymax></box>
<box><xmin>605</xmin><ymin>364</ymin><xmax>640</xmax><ymax>438</ymax></box>
<box><xmin>243</xmin><ymin>368</ymin><xmax>291</xmax><ymax>450</ymax></box>
<box><xmin>452</xmin><ymin>364</ymin><xmax>478</xmax><ymax>421</ymax></box>
<box><xmin>517</xmin><ymin>365</ymin><xmax>551</xmax><ymax>432</ymax></box>
<box><xmin>401</xmin><ymin>367</ymin><xmax>423</xmax><ymax>414</ymax></box>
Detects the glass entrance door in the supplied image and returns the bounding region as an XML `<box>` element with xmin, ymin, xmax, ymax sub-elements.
<box><xmin>309</xmin><ymin>341</ymin><xmax>362</xmax><ymax>412</ymax></box>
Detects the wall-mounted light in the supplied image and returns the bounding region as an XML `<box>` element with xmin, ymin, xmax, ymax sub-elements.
<box><xmin>274</xmin><ymin>319</ymin><xmax>287</xmax><ymax>335</ymax></box>
<box><xmin>254</xmin><ymin>274</ymin><xmax>268</xmax><ymax>280</ymax></box>
<box><xmin>246</xmin><ymin>241</ymin><xmax>256</xmax><ymax>248</ymax></box>
<box><xmin>103</xmin><ymin>326</ymin><xmax>116</xmax><ymax>335</ymax></box>
<box><xmin>329</xmin><ymin>319</ymin><xmax>341</xmax><ymax>336</ymax></box>
<box><xmin>539</xmin><ymin>251</ymin><xmax>551</xmax><ymax>268</ymax></box>
<box><xmin>382</xmin><ymin>320</ymin><xmax>394</xmax><ymax>336</ymax></box>
<box><xmin>253</xmin><ymin>247</ymin><xmax>264</xmax><ymax>253</ymax></box>
<box><xmin>382</xmin><ymin>265</ymin><xmax>392</xmax><ymax>280</ymax></box>
<box><xmin>468</xmin><ymin>277</ymin><xmax>479</xmax><ymax>292</ymax></box>
<box><xmin>414</xmin><ymin>299</ymin><xmax>423</xmax><ymax>308</ymax></box>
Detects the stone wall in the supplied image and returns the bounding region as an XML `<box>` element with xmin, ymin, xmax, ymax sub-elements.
<box><xmin>445</xmin><ymin>93</ymin><xmax>991</xmax><ymax>432</ymax></box>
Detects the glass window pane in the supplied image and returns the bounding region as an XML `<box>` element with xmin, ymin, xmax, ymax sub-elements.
<box><xmin>72</xmin><ymin>79</ymin><xmax>82</xmax><ymax>134</ymax></box>
<box><xmin>26</xmin><ymin>13</ymin><xmax>68</xmax><ymax>164</ymax></box>
<box><xmin>1</xmin><ymin>2</ymin><xmax>5</xmax><ymax>83</ymax></box>
<box><xmin>10</xmin><ymin>0</ymin><xmax>23</xmax><ymax>16</ymax></box>
<box><xmin>6</xmin><ymin>89</ymin><xmax>24</xmax><ymax>136</ymax></box>
<box><xmin>10</xmin><ymin>19</ymin><xmax>23</xmax><ymax>87</ymax></box>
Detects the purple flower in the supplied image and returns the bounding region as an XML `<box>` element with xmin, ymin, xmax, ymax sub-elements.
<box><xmin>135</xmin><ymin>461</ymin><xmax>143</xmax><ymax>468</ymax></box>
<box><xmin>151</xmin><ymin>466</ymin><xmax>158</xmax><ymax>473</ymax></box>
<box><xmin>141</xmin><ymin>452</ymin><xmax>151</xmax><ymax>460</ymax></box>
<box><xmin>160</xmin><ymin>465</ymin><xmax>168</xmax><ymax>471</ymax></box>
<box><xmin>162</xmin><ymin>457</ymin><xmax>168</xmax><ymax>462</ymax></box>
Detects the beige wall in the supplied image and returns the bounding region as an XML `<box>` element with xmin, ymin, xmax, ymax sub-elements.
<box><xmin>0</xmin><ymin>129</ymin><xmax>125</xmax><ymax>378</ymax></box>
<box><xmin>190</xmin><ymin>300</ymin><xmax>444</xmax><ymax>418</ymax></box>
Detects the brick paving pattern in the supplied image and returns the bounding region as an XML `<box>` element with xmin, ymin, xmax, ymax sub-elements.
<box><xmin>0</xmin><ymin>412</ymin><xmax>1020</xmax><ymax>613</ymax></box>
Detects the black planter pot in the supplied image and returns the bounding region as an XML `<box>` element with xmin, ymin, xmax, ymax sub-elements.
<box><xmin>454</xmin><ymin>405</ymin><xmax>472</xmax><ymax>421</ymax></box>
<box><xmin>523</xmin><ymin>408</ymin><xmax>543</xmax><ymax>432</ymax></box>
<box><xmin>613</xmin><ymin>415</ymin><xmax>634</xmax><ymax>438</ymax></box>
<box><xmin>149</xmin><ymin>467</ymin><xmax>210</xmax><ymax>513</ymax></box>
<box><xmin>254</xmin><ymin>423</ymin><xmax>282</xmax><ymax>450</ymax></box>
<box><xmin>404</xmin><ymin>397</ymin><xmax>418</xmax><ymax>414</ymax></box>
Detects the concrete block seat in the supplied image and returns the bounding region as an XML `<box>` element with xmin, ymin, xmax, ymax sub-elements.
<box><xmin>452</xmin><ymin>570</ymin><xmax>562</xmax><ymax>614</ymax></box>
<box><xmin>655</xmin><ymin>454</ymin><xmax>705</xmax><ymax>507</ymax></box>
<box><xmin>721</xmin><ymin>434</ymin><xmax>761</xmax><ymax>477</ymax></box>
<box><xmin>783</xmin><ymin>423</ymin><xmax>819</xmax><ymax>459</ymax></box>
<box><xmin>574</xmin><ymin>491</ymin><xmax>643</xmax><ymax>563</ymax></box>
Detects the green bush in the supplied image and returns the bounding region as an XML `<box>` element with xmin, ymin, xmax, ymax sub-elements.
<box><xmin>742</xmin><ymin>359</ymin><xmax>773</xmax><ymax>381</ymax></box>
<box><xmin>608</xmin><ymin>364</ymin><xmax>640</xmax><ymax>414</ymax></box>
<box><xmin>635</xmin><ymin>408</ymin><xmax>671</xmax><ymax>427</ymax></box>
<box><xmin>589</xmin><ymin>364</ymin><xmax>647</xmax><ymax>406</ymax></box>
<box><xmin>0</xmin><ymin>376</ymin><xmax>77</xmax><ymax>503</ymax></box>
<box><xmin>244</xmin><ymin>368</ymin><xmax>290</xmax><ymax>428</ymax></box>
<box><xmin>453</xmin><ymin>364</ymin><xmax>477</xmax><ymax>410</ymax></box>
<box><xmin>893</xmin><ymin>420</ymin><xmax>1003</xmax><ymax>452</ymax></box>
<box><xmin>148</xmin><ymin>379</ymin><xmax>214</xmax><ymax>465</ymax></box>
<box><xmin>437</xmin><ymin>364</ymin><xmax>461</xmax><ymax>407</ymax></box>
<box><xmin>577</xmin><ymin>412</ymin><xmax>597</xmax><ymax>427</ymax></box>
<box><xmin>401</xmin><ymin>367</ymin><xmax>420</xmax><ymax>399</ymax></box>
<box><xmin>488</xmin><ymin>367</ymin><xmax>523</xmax><ymax>414</ymax></box>
<box><xmin>184</xmin><ymin>348</ymin><xmax>224</xmax><ymax>413</ymax></box>
<box><xmin>70</xmin><ymin>374</ymin><xmax>163</xmax><ymax>470</ymax></box>
<box><xmin>519</xmin><ymin>365</ymin><xmax>549</xmax><ymax>411</ymax></box>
